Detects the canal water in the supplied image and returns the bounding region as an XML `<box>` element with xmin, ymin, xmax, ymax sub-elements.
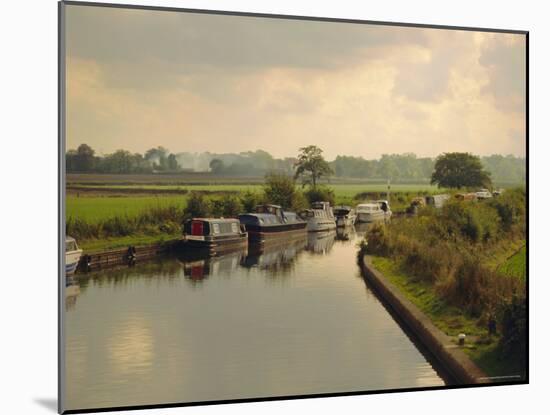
<box><xmin>65</xmin><ymin>225</ymin><xmax>446</xmax><ymax>410</ymax></box>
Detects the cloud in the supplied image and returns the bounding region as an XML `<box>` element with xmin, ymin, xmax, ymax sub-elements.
<box><xmin>64</xmin><ymin>4</ymin><xmax>526</xmax><ymax>158</ymax></box>
<box><xmin>479</xmin><ymin>34</ymin><xmax>526</xmax><ymax>112</ymax></box>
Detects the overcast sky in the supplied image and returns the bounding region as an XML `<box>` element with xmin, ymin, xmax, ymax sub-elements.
<box><xmin>65</xmin><ymin>5</ymin><xmax>526</xmax><ymax>159</ymax></box>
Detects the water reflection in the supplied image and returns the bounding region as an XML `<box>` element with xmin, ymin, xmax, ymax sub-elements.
<box><xmin>65</xmin><ymin>276</ymin><xmax>80</xmax><ymax>311</ymax></box>
<box><xmin>241</xmin><ymin>237</ymin><xmax>306</xmax><ymax>276</ymax></box>
<box><xmin>335</xmin><ymin>226</ymin><xmax>356</xmax><ymax>242</ymax></box>
<box><xmin>179</xmin><ymin>248</ymin><xmax>248</xmax><ymax>282</ymax></box>
<box><xmin>65</xmin><ymin>224</ymin><xmax>445</xmax><ymax>410</ymax></box>
<box><xmin>306</xmin><ymin>231</ymin><xmax>336</xmax><ymax>255</ymax></box>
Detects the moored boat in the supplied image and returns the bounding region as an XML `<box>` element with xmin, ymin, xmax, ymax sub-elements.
<box><xmin>65</xmin><ymin>236</ymin><xmax>83</xmax><ymax>275</ymax></box>
<box><xmin>238</xmin><ymin>204</ymin><xmax>307</xmax><ymax>242</ymax></box>
<box><xmin>182</xmin><ymin>218</ymin><xmax>248</xmax><ymax>255</ymax></box>
<box><xmin>375</xmin><ymin>200</ymin><xmax>393</xmax><ymax>221</ymax></box>
<box><xmin>333</xmin><ymin>205</ymin><xmax>356</xmax><ymax>227</ymax></box>
<box><xmin>300</xmin><ymin>201</ymin><xmax>336</xmax><ymax>232</ymax></box>
<box><xmin>355</xmin><ymin>203</ymin><xmax>386</xmax><ymax>223</ymax></box>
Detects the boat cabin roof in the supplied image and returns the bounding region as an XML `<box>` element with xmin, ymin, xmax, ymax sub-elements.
<box><xmin>333</xmin><ymin>205</ymin><xmax>352</xmax><ymax>210</ymax></box>
<box><xmin>66</xmin><ymin>236</ymin><xmax>76</xmax><ymax>242</ymax></box>
<box><xmin>357</xmin><ymin>203</ymin><xmax>380</xmax><ymax>209</ymax></box>
<box><xmin>311</xmin><ymin>201</ymin><xmax>331</xmax><ymax>209</ymax></box>
<box><xmin>191</xmin><ymin>218</ymin><xmax>241</xmax><ymax>224</ymax></box>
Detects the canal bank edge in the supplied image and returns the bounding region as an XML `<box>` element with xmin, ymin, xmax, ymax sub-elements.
<box><xmin>359</xmin><ymin>255</ymin><xmax>490</xmax><ymax>385</ymax></box>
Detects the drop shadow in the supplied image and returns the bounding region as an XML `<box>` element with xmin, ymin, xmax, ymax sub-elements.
<box><xmin>34</xmin><ymin>398</ymin><xmax>57</xmax><ymax>412</ymax></box>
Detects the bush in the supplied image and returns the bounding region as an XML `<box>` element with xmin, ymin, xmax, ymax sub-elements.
<box><xmin>498</xmin><ymin>294</ymin><xmax>527</xmax><ymax>361</ymax></box>
<box><xmin>211</xmin><ymin>194</ymin><xmax>243</xmax><ymax>218</ymax></box>
<box><xmin>240</xmin><ymin>190</ymin><xmax>262</xmax><ymax>213</ymax></box>
<box><xmin>184</xmin><ymin>191</ymin><xmax>212</xmax><ymax>219</ymax></box>
<box><xmin>263</xmin><ymin>173</ymin><xmax>299</xmax><ymax>209</ymax></box>
<box><xmin>304</xmin><ymin>185</ymin><xmax>335</xmax><ymax>206</ymax></box>
<box><xmin>489</xmin><ymin>188</ymin><xmax>526</xmax><ymax>233</ymax></box>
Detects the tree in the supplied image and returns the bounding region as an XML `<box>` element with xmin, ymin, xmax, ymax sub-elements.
<box><xmin>431</xmin><ymin>152</ymin><xmax>492</xmax><ymax>189</ymax></box>
<box><xmin>167</xmin><ymin>153</ymin><xmax>179</xmax><ymax>171</ymax></box>
<box><xmin>145</xmin><ymin>146</ymin><xmax>169</xmax><ymax>170</ymax></box>
<box><xmin>294</xmin><ymin>145</ymin><xmax>333</xmax><ymax>188</ymax></box>
<box><xmin>209</xmin><ymin>158</ymin><xmax>224</xmax><ymax>174</ymax></box>
<box><xmin>73</xmin><ymin>143</ymin><xmax>96</xmax><ymax>171</ymax></box>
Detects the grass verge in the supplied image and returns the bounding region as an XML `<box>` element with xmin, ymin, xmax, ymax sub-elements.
<box><xmin>370</xmin><ymin>256</ymin><xmax>524</xmax><ymax>378</ymax></box>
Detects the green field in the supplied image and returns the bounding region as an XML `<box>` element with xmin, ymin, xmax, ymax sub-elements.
<box><xmin>69</xmin><ymin>183</ymin><xmax>439</xmax><ymax>194</ymax></box>
<box><xmin>66</xmin><ymin>195</ymin><xmax>187</xmax><ymax>222</ymax></box>
<box><xmin>497</xmin><ymin>246</ymin><xmax>527</xmax><ymax>279</ymax></box>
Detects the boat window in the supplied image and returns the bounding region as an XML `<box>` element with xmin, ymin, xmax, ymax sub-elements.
<box><xmin>231</xmin><ymin>223</ymin><xmax>238</xmax><ymax>233</ymax></box>
<box><xmin>66</xmin><ymin>241</ymin><xmax>76</xmax><ymax>252</ymax></box>
<box><xmin>212</xmin><ymin>223</ymin><xmax>220</xmax><ymax>234</ymax></box>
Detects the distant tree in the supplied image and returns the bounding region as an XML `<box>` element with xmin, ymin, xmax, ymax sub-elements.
<box><xmin>209</xmin><ymin>158</ymin><xmax>224</xmax><ymax>174</ymax></box>
<box><xmin>145</xmin><ymin>146</ymin><xmax>169</xmax><ymax>170</ymax></box>
<box><xmin>72</xmin><ymin>143</ymin><xmax>96</xmax><ymax>171</ymax></box>
<box><xmin>167</xmin><ymin>153</ymin><xmax>179</xmax><ymax>171</ymax></box>
<box><xmin>294</xmin><ymin>145</ymin><xmax>333</xmax><ymax>188</ymax></box>
<box><xmin>431</xmin><ymin>152</ymin><xmax>492</xmax><ymax>189</ymax></box>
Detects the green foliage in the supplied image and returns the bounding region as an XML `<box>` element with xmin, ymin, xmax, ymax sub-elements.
<box><xmin>489</xmin><ymin>187</ymin><xmax>526</xmax><ymax>232</ymax></box>
<box><xmin>441</xmin><ymin>201</ymin><xmax>501</xmax><ymax>243</ymax></box>
<box><xmin>290</xmin><ymin>191</ymin><xmax>309</xmax><ymax>212</ymax></box>
<box><xmin>364</xmin><ymin>195</ymin><xmax>526</xmax><ymax>317</ymax></box>
<box><xmin>263</xmin><ymin>172</ymin><xmax>300</xmax><ymax>209</ymax></box>
<box><xmin>431</xmin><ymin>152</ymin><xmax>492</xmax><ymax>189</ymax></box>
<box><xmin>304</xmin><ymin>185</ymin><xmax>336</xmax><ymax>206</ymax></box>
<box><xmin>498</xmin><ymin>295</ymin><xmax>527</xmax><ymax>362</ymax></box>
<box><xmin>184</xmin><ymin>192</ymin><xmax>212</xmax><ymax>218</ymax></box>
<box><xmin>239</xmin><ymin>190</ymin><xmax>262</xmax><ymax>212</ymax></box>
<box><xmin>497</xmin><ymin>246</ymin><xmax>526</xmax><ymax>279</ymax></box>
<box><xmin>294</xmin><ymin>145</ymin><xmax>334</xmax><ymax>187</ymax></box>
<box><xmin>211</xmin><ymin>195</ymin><xmax>243</xmax><ymax>218</ymax></box>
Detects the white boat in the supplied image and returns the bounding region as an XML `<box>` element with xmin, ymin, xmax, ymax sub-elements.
<box><xmin>375</xmin><ymin>200</ymin><xmax>393</xmax><ymax>221</ymax></box>
<box><xmin>475</xmin><ymin>189</ymin><xmax>493</xmax><ymax>199</ymax></box>
<box><xmin>355</xmin><ymin>203</ymin><xmax>386</xmax><ymax>223</ymax></box>
<box><xmin>65</xmin><ymin>236</ymin><xmax>83</xmax><ymax>275</ymax></box>
<box><xmin>300</xmin><ymin>201</ymin><xmax>337</xmax><ymax>232</ymax></box>
<box><xmin>333</xmin><ymin>205</ymin><xmax>356</xmax><ymax>227</ymax></box>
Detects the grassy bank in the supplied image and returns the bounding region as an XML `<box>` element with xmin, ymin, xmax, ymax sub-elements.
<box><xmin>497</xmin><ymin>245</ymin><xmax>527</xmax><ymax>279</ymax></box>
<box><xmin>370</xmin><ymin>256</ymin><xmax>525</xmax><ymax>378</ymax></box>
<box><xmin>363</xmin><ymin>187</ymin><xmax>527</xmax><ymax>379</ymax></box>
<box><xmin>78</xmin><ymin>233</ymin><xmax>182</xmax><ymax>252</ymax></box>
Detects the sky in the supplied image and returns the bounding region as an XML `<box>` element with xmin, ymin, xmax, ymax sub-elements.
<box><xmin>65</xmin><ymin>5</ymin><xmax>526</xmax><ymax>160</ymax></box>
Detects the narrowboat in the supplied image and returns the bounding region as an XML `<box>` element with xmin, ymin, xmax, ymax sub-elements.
<box><xmin>65</xmin><ymin>236</ymin><xmax>83</xmax><ymax>275</ymax></box>
<box><xmin>238</xmin><ymin>204</ymin><xmax>307</xmax><ymax>242</ymax></box>
<box><xmin>299</xmin><ymin>201</ymin><xmax>336</xmax><ymax>232</ymax></box>
<box><xmin>355</xmin><ymin>203</ymin><xmax>386</xmax><ymax>223</ymax></box>
<box><xmin>333</xmin><ymin>205</ymin><xmax>356</xmax><ymax>227</ymax></box>
<box><xmin>182</xmin><ymin>218</ymin><xmax>248</xmax><ymax>255</ymax></box>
